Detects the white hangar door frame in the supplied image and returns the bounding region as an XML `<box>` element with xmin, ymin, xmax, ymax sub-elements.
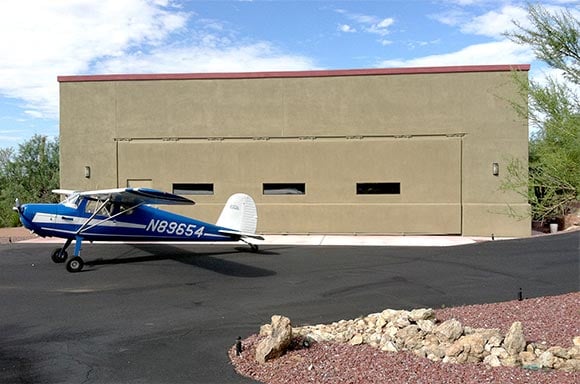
<box><xmin>115</xmin><ymin>137</ymin><xmax>462</xmax><ymax>235</ymax></box>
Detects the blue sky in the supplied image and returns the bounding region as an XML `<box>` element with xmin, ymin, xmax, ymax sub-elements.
<box><xmin>0</xmin><ymin>0</ymin><xmax>578</xmax><ymax>149</ymax></box>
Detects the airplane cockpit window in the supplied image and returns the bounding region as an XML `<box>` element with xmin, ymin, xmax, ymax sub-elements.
<box><xmin>84</xmin><ymin>200</ymin><xmax>115</xmax><ymax>217</ymax></box>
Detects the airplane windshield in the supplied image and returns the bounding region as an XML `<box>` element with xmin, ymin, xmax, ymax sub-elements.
<box><xmin>62</xmin><ymin>193</ymin><xmax>80</xmax><ymax>208</ymax></box>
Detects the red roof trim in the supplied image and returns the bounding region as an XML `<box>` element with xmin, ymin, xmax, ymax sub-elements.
<box><xmin>58</xmin><ymin>64</ymin><xmax>530</xmax><ymax>83</ymax></box>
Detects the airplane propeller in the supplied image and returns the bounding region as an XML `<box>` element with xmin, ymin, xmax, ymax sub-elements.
<box><xmin>12</xmin><ymin>198</ymin><xmax>21</xmax><ymax>214</ymax></box>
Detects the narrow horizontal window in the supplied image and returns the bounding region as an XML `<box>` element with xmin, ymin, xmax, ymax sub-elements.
<box><xmin>357</xmin><ymin>182</ymin><xmax>400</xmax><ymax>195</ymax></box>
<box><xmin>263</xmin><ymin>183</ymin><xmax>305</xmax><ymax>195</ymax></box>
<box><xmin>173</xmin><ymin>183</ymin><xmax>214</xmax><ymax>195</ymax></box>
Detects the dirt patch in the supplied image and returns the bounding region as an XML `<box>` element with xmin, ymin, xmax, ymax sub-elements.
<box><xmin>0</xmin><ymin>227</ymin><xmax>37</xmax><ymax>244</ymax></box>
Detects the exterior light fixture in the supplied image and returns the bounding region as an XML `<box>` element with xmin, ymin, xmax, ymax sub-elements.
<box><xmin>492</xmin><ymin>162</ymin><xmax>499</xmax><ymax>176</ymax></box>
<box><xmin>84</xmin><ymin>166</ymin><xmax>91</xmax><ymax>178</ymax></box>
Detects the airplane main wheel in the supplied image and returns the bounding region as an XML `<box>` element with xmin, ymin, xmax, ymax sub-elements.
<box><xmin>66</xmin><ymin>257</ymin><xmax>84</xmax><ymax>273</ymax></box>
<box><xmin>250</xmin><ymin>244</ymin><xmax>259</xmax><ymax>253</ymax></box>
<box><xmin>51</xmin><ymin>248</ymin><xmax>68</xmax><ymax>263</ymax></box>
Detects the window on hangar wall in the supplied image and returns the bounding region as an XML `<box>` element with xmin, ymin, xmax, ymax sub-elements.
<box><xmin>263</xmin><ymin>183</ymin><xmax>306</xmax><ymax>195</ymax></box>
<box><xmin>356</xmin><ymin>182</ymin><xmax>401</xmax><ymax>195</ymax></box>
<box><xmin>173</xmin><ymin>183</ymin><xmax>214</xmax><ymax>195</ymax></box>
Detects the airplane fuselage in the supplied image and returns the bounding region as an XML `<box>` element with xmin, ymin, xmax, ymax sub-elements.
<box><xmin>19</xmin><ymin>199</ymin><xmax>234</xmax><ymax>243</ymax></box>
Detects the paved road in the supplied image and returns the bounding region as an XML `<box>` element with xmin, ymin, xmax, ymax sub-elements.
<box><xmin>0</xmin><ymin>232</ymin><xmax>578</xmax><ymax>383</ymax></box>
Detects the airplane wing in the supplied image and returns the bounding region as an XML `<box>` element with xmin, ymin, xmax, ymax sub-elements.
<box><xmin>52</xmin><ymin>189</ymin><xmax>77</xmax><ymax>196</ymax></box>
<box><xmin>59</xmin><ymin>188</ymin><xmax>195</xmax><ymax>206</ymax></box>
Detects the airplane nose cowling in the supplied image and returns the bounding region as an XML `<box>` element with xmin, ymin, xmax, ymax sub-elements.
<box><xmin>18</xmin><ymin>205</ymin><xmax>34</xmax><ymax>229</ymax></box>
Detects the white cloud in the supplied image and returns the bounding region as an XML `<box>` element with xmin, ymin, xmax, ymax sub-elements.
<box><xmin>94</xmin><ymin>42</ymin><xmax>317</xmax><ymax>74</ymax></box>
<box><xmin>460</xmin><ymin>5</ymin><xmax>529</xmax><ymax>38</ymax></box>
<box><xmin>0</xmin><ymin>0</ymin><xmax>317</xmax><ymax>123</ymax></box>
<box><xmin>339</xmin><ymin>24</ymin><xmax>357</xmax><ymax>33</ymax></box>
<box><xmin>335</xmin><ymin>9</ymin><xmax>395</xmax><ymax>37</ymax></box>
<box><xmin>366</xmin><ymin>18</ymin><xmax>395</xmax><ymax>36</ymax></box>
<box><xmin>378</xmin><ymin>40</ymin><xmax>533</xmax><ymax>68</ymax></box>
<box><xmin>0</xmin><ymin>0</ymin><xmax>189</xmax><ymax>119</ymax></box>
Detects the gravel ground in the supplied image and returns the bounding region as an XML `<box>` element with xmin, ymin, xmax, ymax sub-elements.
<box><xmin>230</xmin><ymin>292</ymin><xmax>579</xmax><ymax>383</ymax></box>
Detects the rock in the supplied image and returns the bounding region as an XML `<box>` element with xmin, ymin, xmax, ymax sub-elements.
<box><xmin>384</xmin><ymin>325</ymin><xmax>398</xmax><ymax>340</ymax></box>
<box><xmin>490</xmin><ymin>346</ymin><xmax>509</xmax><ymax>360</ymax></box>
<box><xmin>409</xmin><ymin>308</ymin><xmax>435</xmax><ymax>322</ymax></box>
<box><xmin>255</xmin><ymin>315</ymin><xmax>293</xmax><ymax>364</ymax></box>
<box><xmin>368</xmin><ymin>332</ymin><xmax>382</xmax><ymax>348</ymax></box>
<box><xmin>568</xmin><ymin>346</ymin><xmax>580</xmax><ymax>359</ymax></box>
<box><xmin>396</xmin><ymin>325</ymin><xmax>424</xmax><ymax>350</ymax></box>
<box><xmin>417</xmin><ymin>319</ymin><xmax>435</xmax><ymax>333</ymax></box>
<box><xmin>538</xmin><ymin>351</ymin><xmax>555</xmax><ymax>368</ymax></box>
<box><xmin>306</xmin><ymin>330</ymin><xmax>335</xmax><ymax>343</ymax></box>
<box><xmin>422</xmin><ymin>334</ymin><xmax>444</xmax><ymax>359</ymax></box>
<box><xmin>484</xmin><ymin>354</ymin><xmax>502</xmax><ymax>367</ymax></box>
<box><xmin>519</xmin><ymin>351</ymin><xmax>537</xmax><ymax>366</ymax></box>
<box><xmin>435</xmin><ymin>319</ymin><xmax>463</xmax><ymax>343</ymax></box>
<box><xmin>380</xmin><ymin>309</ymin><xmax>399</xmax><ymax>322</ymax></box>
<box><xmin>503</xmin><ymin>322</ymin><xmax>526</xmax><ymax>356</ymax></box>
<box><xmin>500</xmin><ymin>356</ymin><xmax>519</xmax><ymax>367</ymax></box>
<box><xmin>548</xmin><ymin>346</ymin><xmax>570</xmax><ymax>359</ymax></box>
<box><xmin>376</xmin><ymin>317</ymin><xmax>387</xmax><ymax>329</ymax></box>
<box><xmin>393</xmin><ymin>314</ymin><xmax>411</xmax><ymax>329</ymax></box>
<box><xmin>561</xmin><ymin>358</ymin><xmax>580</xmax><ymax>372</ymax></box>
<box><xmin>349</xmin><ymin>334</ymin><xmax>364</xmax><ymax>345</ymax></box>
<box><xmin>461</xmin><ymin>333</ymin><xmax>486</xmax><ymax>360</ymax></box>
<box><xmin>445</xmin><ymin>340</ymin><xmax>464</xmax><ymax>358</ymax></box>
<box><xmin>380</xmin><ymin>340</ymin><xmax>398</xmax><ymax>353</ymax></box>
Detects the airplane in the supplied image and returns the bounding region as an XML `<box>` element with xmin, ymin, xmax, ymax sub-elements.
<box><xmin>13</xmin><ymin>188</ymin><xmax>264</xmax><ymax>273</ymax></box>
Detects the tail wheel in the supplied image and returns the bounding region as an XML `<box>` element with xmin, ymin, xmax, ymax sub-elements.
<box><xmin>51</xmin><ymin>248</ymin><xmax>68</xmax><ymax>263</ymax></box>
<box><xmin>66</xmin><ymin>257</ymin><xmax>84</xmax><ymax>273</ymax></box>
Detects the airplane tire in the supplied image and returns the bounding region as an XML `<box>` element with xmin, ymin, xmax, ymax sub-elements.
<box><xmin>51</xmin><ymin>248</ymin><xmax>68</xmax><ymax>263</ymax></box>
<box><xmin>66</xmin><ymin>257</ymin><xmax>84</xmax><ymax>273</ymax></box>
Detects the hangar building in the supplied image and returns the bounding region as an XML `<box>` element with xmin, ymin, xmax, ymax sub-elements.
<box><xmin>58</xmin><ymin>65</ymin><xmax>530</xmax><ymax>237</ymax></box>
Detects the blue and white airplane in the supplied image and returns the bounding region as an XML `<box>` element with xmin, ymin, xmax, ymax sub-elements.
<box><xmin>13</xmin><ymin>188</ymin><xmax>264</xmax><ymax>273</ymax></box>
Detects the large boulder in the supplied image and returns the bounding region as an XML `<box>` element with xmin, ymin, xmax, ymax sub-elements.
<box><xmin>503</xmin><ymin>322</ymin><xmax>526</xmax><ymax>356</ymax></box>
<box><xmin>255</xmin><ymin>315</ymin><xmax>293</xmax><ymax>364</ymax></box>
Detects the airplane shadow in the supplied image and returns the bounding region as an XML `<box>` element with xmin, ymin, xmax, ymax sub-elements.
<box><xmin>84</xmin><ymin>243</ymin><xmax>278</xmax><ymax>278</ymax></box>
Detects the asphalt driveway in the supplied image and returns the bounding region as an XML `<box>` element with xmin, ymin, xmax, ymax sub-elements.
<box><xmin>0</xmin><ymin>232</ymin><xmax>578</xmax><ymax>383</ymax></box>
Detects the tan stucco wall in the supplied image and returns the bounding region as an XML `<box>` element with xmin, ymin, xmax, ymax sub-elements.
<box><xmin>59</xmin><ymin>67</ymin><xmax>530</xmax><ymax>236</ymax></box>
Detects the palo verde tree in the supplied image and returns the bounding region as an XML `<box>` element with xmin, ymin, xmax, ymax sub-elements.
<box><xmin>502</xmin><ymin>3</ymin><xmax>580</xmax><ymax>224</ymax></box>
<box><xmin>0</xmin><ymin>135</ymin><xmax>60</xmax><ymax>227</ymax></box>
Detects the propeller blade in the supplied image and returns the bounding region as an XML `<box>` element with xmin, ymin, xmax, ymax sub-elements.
<box><xmin>12</xmin><ymin>198</ymin><xmax>21</xmax><ymax>213</ymax></box>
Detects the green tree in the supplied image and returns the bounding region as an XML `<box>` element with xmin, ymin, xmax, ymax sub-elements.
<box><xmin>502</xmin><ymin>3</ymin><xmax>580</xmax><ymax>224</ymax></box>
<box><xmin>0</xmin><ymin>135</ymin><xmax>60</xmax><ymax>227</ymax></box>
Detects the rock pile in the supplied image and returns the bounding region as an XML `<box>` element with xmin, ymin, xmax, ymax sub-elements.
<box><xmin>258</xmin><ymin>308</ymin><xmax>580</xmax><ymax>372</ymax></box>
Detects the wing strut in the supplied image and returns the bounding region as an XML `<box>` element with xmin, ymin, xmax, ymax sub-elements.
<box><xmin>78</xmin><ymin>201</ymin><xmax>144</xmax><ymax>234</ymax></box>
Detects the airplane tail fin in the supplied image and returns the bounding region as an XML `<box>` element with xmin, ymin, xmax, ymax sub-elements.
<box><xmin>216</xmin><ymin>193</ymin><xmax>259</xmax><ymax>236</ymax></box>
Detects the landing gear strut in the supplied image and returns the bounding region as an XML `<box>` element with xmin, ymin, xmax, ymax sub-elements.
<box><xmin>52</xmin><ymin>236</ymin><xmax>85</xmax><ymax>273</ymax></box>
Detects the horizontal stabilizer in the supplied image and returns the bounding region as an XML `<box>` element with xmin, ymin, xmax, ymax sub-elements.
<box><xmin>219</xmin><ymin>229</ymin><xmax>264</xmax><ymax>241</ymax></box>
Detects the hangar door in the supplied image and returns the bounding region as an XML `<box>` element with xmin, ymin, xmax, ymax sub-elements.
<box><xmin>116</xmin><ymin>137</ymin><xmax>462</xmax><ymax>235</ymax></box>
